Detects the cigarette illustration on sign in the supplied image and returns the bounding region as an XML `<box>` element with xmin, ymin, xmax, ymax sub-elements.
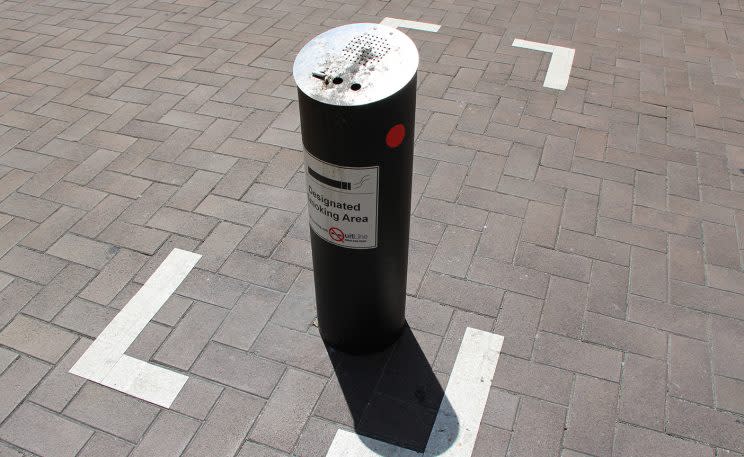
<box><xmin>305</xmin><ymin>151</ymin><xmax>379</xmax><ymax>249</ymax></box>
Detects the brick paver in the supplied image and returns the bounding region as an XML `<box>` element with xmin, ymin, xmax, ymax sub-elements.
<box><xmin>0</xmin><ymin>0</ymin><xmax>743</xmax><ymax>455</ymax></box>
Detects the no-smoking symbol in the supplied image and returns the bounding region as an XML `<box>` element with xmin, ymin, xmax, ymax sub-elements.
<box><xmin>329</xmin><ymin>227</ymin><xmax>345</xmax><ymax>243</ymax></box>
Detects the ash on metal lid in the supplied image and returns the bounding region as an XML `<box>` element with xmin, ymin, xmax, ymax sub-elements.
<box><xmin>293</xmin><ymin>23</ymin><xmax>419</xmax><ymax>106</ymax></box>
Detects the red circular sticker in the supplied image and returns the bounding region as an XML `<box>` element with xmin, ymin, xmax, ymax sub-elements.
<box><xmin>329</xmin><ymin>227</ymin><xmax>345</xmax><ymax>243</ymax></box>
<box><xmin>386</xmin><ymin>123</ymin><xmax>405</xmax><ymax>148</ymax></box>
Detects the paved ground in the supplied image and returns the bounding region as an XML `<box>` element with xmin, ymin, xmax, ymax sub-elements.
<box><xmin>0</xmin><ymin>0</ymin><xmax>743</xmax><ymax>455</ymax></box>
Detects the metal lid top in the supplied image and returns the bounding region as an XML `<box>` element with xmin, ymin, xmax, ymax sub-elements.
<box><xmin>293</xmin><ymin>23</ymin><xmax>419</xmax><ymax>106</ymax></box>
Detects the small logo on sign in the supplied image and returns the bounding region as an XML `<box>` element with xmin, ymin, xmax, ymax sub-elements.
<box><xmin>329</xmin><ymin>227</ymin><xmax>345</xmax><ymax>243</ymax></box>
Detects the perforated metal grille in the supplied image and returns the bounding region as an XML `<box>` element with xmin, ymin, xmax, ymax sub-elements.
<box><xmin>342</xmin><ymin>33</ymin><xmax>391</xmax><ymax>65</ymax></box>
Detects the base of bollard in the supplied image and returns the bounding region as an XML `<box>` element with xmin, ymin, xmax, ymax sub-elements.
<box><xmin>319</xmin><ymin>322</ymin><xmax>405</xmax><ymax>354</ymax></box>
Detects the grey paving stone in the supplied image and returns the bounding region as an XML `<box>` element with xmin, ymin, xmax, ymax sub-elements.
<box><xmin>596</xmin><ymin>217</ymin><xmax>667</xmax><ymax>252</ymax></box>
<box><xmin>0</xmin><ymin>279</ymin><xmax>41</xmax><ymax>327</ymax></box>
<box><xmin>540</xmin><ymin>276</ymin><xmax>587</xmax><ymax>338</ymax></box>
<box><xmin>667</xmin><ymin>397</ymin><xmax>744</xmax><ymax>454</ymax></box>
<box><xmin>270</xmin><ymin>270</ymin><xmax>315</xmax><ymax>332</ymax></box>
<box><xmin>213</xmin><ymin>158</ymin><xmax>265</xmax><ymax>199</ymax></box>
<box><xmin>272</xmin><ymin>237</ymin><xmax>313</xmax><ymax>269</ymax></box>
<box><xmin>669</xmin><ymin>334</ymin><xmax>715</xmax><ymax>405</ymax></box>
<box><xmin>509</xmin><ymin>397</ymin><xmax>566</xmax><ymax>457</ymax></box>
<box><xmin>467</xmin><ymin>256</ymin><xmax>549</xmax><ymax>299</ymax></box>
<box><xmin>291</xmin><ymin>416</ymin><xmax>341</xmax><ymax>457</ymax></box>
<box><xmin>191</xmin><ymin>342</ymin><xmax>285</xmax><ymax>397</ymax></box>
<box><xmin>54</xmin><ymin>298</ymin><xmax>117</xmax><ymax>337</ymax></box>
<box><xmin>515</xmin><ymin>243</ymin><xmax>591</xmax><ymax>282</ymax></box>
<box><xmin>176</xmin><ymin>268</ymin><xmax>247</xmax><ymax>308</ymax></box>
<box><xmin>243</xmin><ymin>183</ymin><xmax>306</xmax><ymax>213</ymax></box>
<box><xmin>249</xmin><ymin>369</ymin><xmax>326</xmax><ymax>452</ymax></box>
<box><xmin>481</xmin><ymin>387</ymin><xmax>519</xmax><ymax>430</ymax></box>
<box><xmin>29</xmin><ymin>338</ymin><xmax>91</xmax><ymax>412</ymax></box>
<box><xmin>564</xmin><ymin>375</ymin><xmax>618</xmax><ymax>456</ymax></box>
<box><xmin>414</xmin><ymin>197</ymin><xmax>488</xmax><ymax>231</ymax></box>
<box><xmin>238</xmin><ymin>442</ymin><xmax>289</xmax><ymax>457</ymax></box>
<box><xmin>133</xmin><ymin>234</ymin><xmax>200</xmax><ymax>284</ymax></box>
<box><xmin>0</xmin><ymin>347</ymin><xmax>16</xmax><ymax>375</ymax></box>
<box><xmin>0</xmin><ymin>315</ymin><xmax>77</xmax><ymax>363</ymax></box>
<box><xmin>0</xmin><ymin>192</ymin><xmax>59</xmax><ymax>222</ymax></box>
<box><xmin>183</xmin><ymin>388</ymin><xmax>264</xmax><ymax>457</ymax></box>
<box><xmin>130</xmin><ymin>411</ymin><xmax>201</xmax><ymax>457</ymax></box>
<box><xmin>96</xmin><ymin>220</ymin><xmax>167</xmax><ymax>262</ymax></box>
<box><xmin>124</xmin><ymin>321</ymin><xmax>170</xmax><ymax>361</ymax></box>
<box><xmin>220</xmin><ymin>249</ymin><xmax>300</xmax><ymax>292</ymax></box>
<box><xmin>583</xmin><ymin>312</ymin><xmax>667</xmax><ymax>359</ymax></box>
<box><xmin>430</xmin><ymin>225</ymin><xmax>480</xmax><ymax>278</ymax></box>
<box><xmin>534</xmin><ymin>331</ymin><xmax>623</xmax><ymax>382</ymax></box>
<box><xmin>619</xmin><ymin>353</ymin><xmax>666</xmax><ymax>431</ymax></box>
<box><xmin>196</xmin><ymin>194</ymin><xmax>266</xmax><ymax>227</ymax></box>
<box><xmin>88</xmin><ymin>170</ymin><xmax>152</xmax><ymax>199</ymax></box>
<box><xmin>492</xmin><ymin>354</ymin><xmax>573</xmax><ymax>406</ymax></box>
<box><xmin>214</xmin><ymin>285</ymin><xmax>282</xmax><ymax>350</ymax></box>
<box><xmin>614</xmin><ymin>423</ymin><xmax>714</xmax><ymax>457</ymax></box>
<box><xmin>20</xmin><ymin>206</ymin><xmax>86</xmax><ymax>251</ymax></box>
<box><xmin>78</xmin><ymin>249</ymin><xmax>148</xmax><ymax>305</ymax></box>
<box><xmin>492</xmin><ymin>291</ymin><xmax>542</xmax><ymax>359</ymax></box>
<box><xmin>170</xmin><ymin>376</ymin><xmax>223</xmax><ymax>420</ymax></box>
<box><xmin>716</xmin><ymin>376</ymin><xmax>744</xmax><ymax>416</ymax></box>
<box><xmin>237</xmin><ymin>208</ymin><xmax>297</xmax><ymax>256</ymax></box>
<box><xmin>153</xmin><ymin>301</ymin><xmax>227</xmax><ymax>370</ymax></box>
<box><xmin>195</xmin><ymin>221</ymin><xmax>249</xmax><ymax>271</ymax></box>
<box><xmin>64</xmin><ymin>383</ymin><xmax>159</xmax><ymax>442</ymax></box>
<box><xmin>711</xmin><ymin>316</ymin><xmax>744</xmax><ymax>381</ymax></box>
<box><xmin>405</xmin><ymin>296</ymin><xmax>453</xmax><ymax>336</ymax></box>
<box><xmin>0</xmin><ymin>218</ymin><xmax>36</xmax><ymax>259</ymax></box>
<box><xmin>703</xmin><ymin>222</ymin><xmax>741</xmax><ymax>269</ymax></box>
<box><xmin>0</xmin><ymin>356</ymin><xmax>49</xmax><ymax>423</ymax></box>
<box><xmin>71</xmin><ymin>194</ymin><xmax>131</xmax><ymax>238</ymax></box>
<box><xmin>0</xmin><ymin>403</ymin><xmax>93</xmax><ymax>457</ymax></box>
<box><xmin>252</xmin><ymin>323</ymin><xmax>333</xmax><ymax>377</ymax></box>
<box><xmin>556</xmin><ymin>229</ymin><xmax>631</xmax><ymax>266</ymax></box>
<box><xmin>420</xmin><ymin>270</ymin><xmax>504</xmax><ymax>316</ymax></box>
<box><xmin>120</xmin><ymin>182</ymin><xmax>177</xmax><ymax>225</ymax></box>
<box><xmin>471</xmin><ymin>424</ymin><xmax>510</xmax><ymax>457</ymax></box>
<box><xmin>77</xmin><ymin>433</ymin><xmax>133</xmax><ymax>457</ymax></box>
<box><xmin>629</xmin><ymin>246</ymin><xmax>667</xmax><ymax>301</ymax></box>
<box><xmin>147</xmin><ymin>206</ymin><xmax>218</xmax><ymax>239</ymax></box>
<box><xmin>627</xmin><ymin>294</ymin><xmax>707</xmax><ymax>340</ymax></box>
<box><xmin>47</xmin><ymin>233</ymin><xmax>118</xmax><ymax>269</ymax></box>
<box><xmin>671</xmin><ymin>280</ymin><xmax>744</xmax><ymax>321</ymax></box>
<box><xmin>476</xmin><ymin>212</ymin><xmax>521</xmax><ymax>262</ymax></box>
<box><xmin>43</xmin><ymin>181</ymin><xmax>107</xmax><ymax>211</ymax></box>
<box><xmin>424</xmin><ymin>161</ymin><xmax>468</xmax><ymax>202</ymax></box>
<box><xmin>522</xmin><ymin>200</ymin><xmax>561</xmax><ymax>248</ymax></box>
<box><xmin>0</xmin><ymin>246</ymin><xmax>67</xmax><ymax>284</ymax></box>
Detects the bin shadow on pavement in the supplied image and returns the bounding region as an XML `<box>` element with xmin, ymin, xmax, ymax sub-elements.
<box><xmin>325</xmin><ymin>324</ymin><xmax>457</xmax><ymax>454</ymax></box>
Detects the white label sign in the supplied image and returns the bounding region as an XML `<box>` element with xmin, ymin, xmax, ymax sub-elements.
<box><xmin>305</xmin><ymin>151</ymin><xmax>379</xmax><ymax>249</ymax></box>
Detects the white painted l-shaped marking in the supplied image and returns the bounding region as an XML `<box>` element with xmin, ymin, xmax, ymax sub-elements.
<box><xmin>326</xmin><ymin>328</ymin><xmax>504</xmax><ymax>457</ymax></box>
<box><xmin>69</xmin><ymin>248</ymin><xmax>200</xmax><ymax>408</ymax></box>
<box><xmin>380</xmin><ymin>17</ymin><xmax>441</xmax><ymax>32</ymax></box>
<box><xmin>511</xmin><ymin>39</ymin><xmax>575</xmax><ymax>90</ymax></box>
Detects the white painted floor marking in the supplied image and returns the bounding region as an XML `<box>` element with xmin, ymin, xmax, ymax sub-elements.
<box><xmin>69</xmin><ymin>248</ymin><xmax>200</xmax><ymax>408</ymax></box>
<box><xmin>511</xmin><ymin>38</ymin><xmax>575</xmax><ymax>90</ymax></box>
<box><xmin>380</xmin><ymin>17</ymin><xmax>441</xmax><ymax>32</ymax></box>
<box><xmin>325</xmin><ymin>328</ymin><xmax>504</xmax><ymax>457</ymax></box>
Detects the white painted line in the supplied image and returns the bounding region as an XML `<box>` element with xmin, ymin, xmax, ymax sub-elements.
<box><xmin>70</xmin><ymin>248</ymin><xmax>200</xmax><ymax>408</ymax></box>
<box><xmin>511</xmin><ymin>38</ymin><xmax>575</xmax><ymax>90</ymax></box>
<box><xmin>325</xmin><ymin>328</ymin><xmax>504</xmax><ymax>457</ymax></box>
<box><xmin>380</xmin><ymin>17</ymin><xmax>441</xmax><ymax>32</ymax></box>
<box><xmin>423</xmin><ymin>328</ymin><xmax>503</xmax><ymax>456</ymax></box>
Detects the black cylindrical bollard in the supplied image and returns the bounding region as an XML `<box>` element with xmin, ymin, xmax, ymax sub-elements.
<box><xmin>293</xmin><ymin>23</ymin><xmax>418</xmax><ymax>353</ymax></box>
